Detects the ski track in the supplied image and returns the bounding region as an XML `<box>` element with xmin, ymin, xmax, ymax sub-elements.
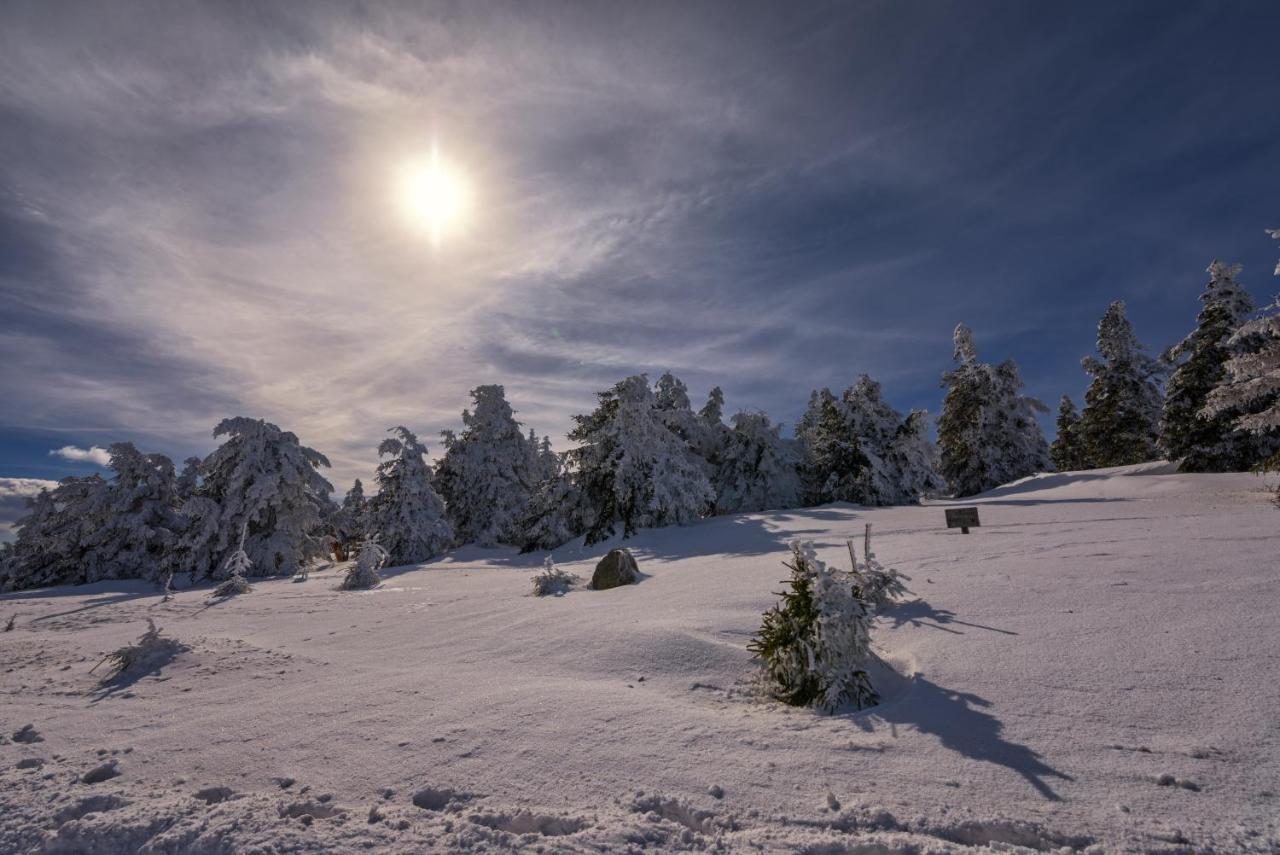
<box><xmin>1</xmin><ymin>465</ymin><xmax>1277</xmax><ymax>853</ymax></box>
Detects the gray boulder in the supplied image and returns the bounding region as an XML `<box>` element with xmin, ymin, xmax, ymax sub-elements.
<box><xmin>591</xmin><ymin>548</ymin><xmax>639</xmax><ymax>590</ymax></box>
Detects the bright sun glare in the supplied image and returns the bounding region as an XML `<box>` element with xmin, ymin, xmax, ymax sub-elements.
<box><xmin>397</xmin><ymin>146</ymin><xmax>471</xmax><ymax>245</ymax></box>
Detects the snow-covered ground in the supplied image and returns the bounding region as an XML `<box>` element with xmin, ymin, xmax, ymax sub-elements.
<box><xmin>1</xmin><ymin>464</ymin><xmax>1277</xmax><ymax>853</ymax></box>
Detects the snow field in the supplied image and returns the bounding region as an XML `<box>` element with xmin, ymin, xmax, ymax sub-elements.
<box><xmin>1</xmin><ymin>465</ymin><xmax>1277</xmax><ymax>852</ymax></box>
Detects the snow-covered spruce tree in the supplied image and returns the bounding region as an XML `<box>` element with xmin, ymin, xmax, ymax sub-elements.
<box><xmin>175</xmin><ymin>457</ymin><xmax>202</xmax><ymax>501</ymax></box>
<box><xmin>333</xmin><ymin>478</ymin><xmax>368</xmax><ymax>548</ymax></box>
<box><xmin>77</xmin><ymin>443</ymin><xmax>183</xmax><ymax>585</ymax></box>
<box><xmin>696</xmin><ymin>385</ymin><xmax>731</xmax><ymax>459</ymax></box>
<box><xmin>748</xmin><ymin>541</ymin><xmax>878</xmax><ymax>712</ymax></box>
<box><xmin>341</xmin><ymin>539</ymin><xmax>388</xmax><ymax>590</ymax></box>
<box><xmin>1050</xmin><ymin>396</ymin><xmax>1090</xmax><ymax>472</ymax></box>
<box><xmin>714</xmin><ymin>411</ymin><xmax>803</xmax><ymax>514</ymax></box>
<box><xmin>368</xmin><ymin>426</ymin><xmax>454</xmax><ymax>564</ymax></box>
<box><xmin>435</xmin><ymin>385</ymin><xmax>538</xmax><ymax>547</ymax></box>
<box><xmin>183</xmin><ymin>418</ymin><xmax>333</xmax><ymax>579</ymax></box>
<box><xmin>890</xmin><ymin>409</ymin><xmax>946</xmax><ymax>501</ymax></box>
<box><xmin>937</xmin><ymin>325</ymin><xmax>1051</xmax><ymax>496</ymax></box>
<box><xmin>518</xmin><ymin>465</ymin><xmax>588</xmax><ymax>553</ymax></box>
<box><xmin>797</xmin><ymin>387</ymin><xmax>870</xmax><ymax>504</ymax></box>
<box><xmin>841</xmin><ymin>375</ymin><xmax>944</xmax><ymax>505</ymax></box>
<box><xmin>1075</xmin><ymin>302</ymin><xmax>1164</xmax><ymax>468</ymax></box>
<box><xmin>1204</xmin><ymin>232</ymin><xmax>1280</xmax><ymax>479</ymax></box>
<box><xmin>986</xmin><ymin>359</ymin><xmax>1053</xmax><ymax>478</ymax></box>
<box><xmin>2</xmin><ymin>480</ymin><xmax>97</xmax><ymax>590</ymax></box>
<box><xmin>655</xmin><ymin>372</ymin><xmax>718</xmax><ymax>497</ymax></box>
<box><xmin>1161</xmin><ymin>261</ymin><xmax>1276</xmax><ymax>471</ymax></box>
<box><xmin>3</xmin><ymin>444</ymin><xmax>182</xmax><ymax>590</ymax></box>
<box><xmin>569</xmin><ymin>375</ymin><xmax>714</xmax><ymax>545</ymax></box>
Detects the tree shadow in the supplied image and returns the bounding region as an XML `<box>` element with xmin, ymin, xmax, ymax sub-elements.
<box><xmin>89</xmin><ymin>633</ymin><xmax>188</xmax><ymax>704</ymax></box>
<box><xmin>853</xmin><ymin>676</ymin><xmax>1072</xmax><ymax>800</ymax></box>
<box><xmin>884</xmin><ymin>599</ymin><xmax>1019</xmax><ymax>636</ymax></box>
<box><xmin>970</xmin><ymin>497</ymin><xmax>1127</xmax><ymax>507</ymax></box>
<box><xmin>23</xmin><ymin>590</ymin><xmax>157</xmax><ymax>626</ymax></box>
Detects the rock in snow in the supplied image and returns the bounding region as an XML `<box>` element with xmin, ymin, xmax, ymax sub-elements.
<box><xmin>590</xmin><ymin>548</ymin><xmax>639</xmax><ymax>590</ymax></box>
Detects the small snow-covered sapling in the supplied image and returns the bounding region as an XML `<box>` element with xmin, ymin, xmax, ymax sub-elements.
<box><xmin>340</xmin><ymin>539</ymin><xmax>388</xmax><ymax>590</ymax></box>
<box><xmin>530</xmin><ymin>555</ymin><xmax>581</xmax><ymax>597</ymax></box>
<box><xmin>749</xmin><ymin>540</ymin><xmax>878</xmax><ymax>712</ymax></box>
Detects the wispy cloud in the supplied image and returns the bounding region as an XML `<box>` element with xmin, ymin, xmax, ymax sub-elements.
<box><xmin>1</xmin><ymin>2</ymin><xmax>1278</xmax><ymax>489</ymax></box>
<box><xmin>49</xmin><ymin>445</ymin><xmax>111</xmax><ymax>466</ymax></box>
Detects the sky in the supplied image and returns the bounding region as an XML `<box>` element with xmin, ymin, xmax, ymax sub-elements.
<box><xmin>2</xmin><ymin>1</ymin><xmax>1279</xmax><ymax>535</ymax></box>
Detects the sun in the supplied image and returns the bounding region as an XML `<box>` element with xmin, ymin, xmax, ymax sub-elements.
<box><xmin>396</xmin><ymin>146</ymin><xmax>471</xmax><ymax>244</ymax></box>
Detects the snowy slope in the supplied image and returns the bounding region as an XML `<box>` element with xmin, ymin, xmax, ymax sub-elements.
<box><xmin>1</xmin><ymin>466</ymin><xmax>1277</xmax><ymax>853</ymax></box>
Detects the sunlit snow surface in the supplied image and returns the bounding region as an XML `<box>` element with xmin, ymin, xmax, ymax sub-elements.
<box><xmin>2</xmin><ymin>464</ymin><xmax>1277</xmax><ymax>852</ymax></box>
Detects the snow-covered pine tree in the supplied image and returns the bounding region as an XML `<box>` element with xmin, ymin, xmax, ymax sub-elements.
<box><xmin>569</xmin><ymin>375</ymin><xmax>714</xmax><ymax>545</ymax></box>
<box><xmin>714</xmin><ymin>411</ymin><xmax>803</xmax><ymax>514</ymax></box>
<box><xmin>2</xmin><ymin>444</ymin><xmax>182</xmax><ymax>591</ymax></box>
<box><xmin>654</xmin><ymin>372</ymin><xmax>716</xmax><ymax>495</ymax></box>
<box><xmin>1050</xmin><ymin>396</ymin><xmax>1090</xmax><ymax>471</ymax></box>
<box><xmin>1076</xmin><ymin>302</ymin><xmax>1164</xmax><ymax>468</ymax></box>
<box><xmin>840</xmin><ymin>375</ymin><xmax>944</xmax><ymax>505</ymax></box>
<box><xmin>695</xmin><ymin>385</ymin><xmax>732</xmax><ymax>475</ymax></box>
<box><xmin>175</xmin><ymin>457</ymin><xmax>202</xmax><ymax>501</ymax></box>
<box><xmin>186</xmin><ymin>417</ymin><xmax>333</xmax><ymax>579</ymax></box>
<box><xmin>937</xmin><ymin>325</ymin><xmax>988</xmax><ymax>496</ymax></box>
<box><xmin>748</xmin><ymin>541</ymin><xmax>878</xmax><ymax>712</ymax></box>
<box><xmin>518</xmin><ymin>468</ymin><xmax>587</xmax><ymax>552</ymax></box>
<box><xmin>797</xmin><ymin>387</ymin><xmax>869</xmax><ymax>504</ymax></box>
<box><xmin>435</xmin><ymin>385</ymin><xmax>538</xmax><ymax>547</ymax></box>
<box><xmin>1204</xmin><ymin>232</ymin><xmax>1280</xmax><ymax>468</ymax></box>
<box><xmin>2</xmin><ymin>480</ymin><xmax>96</xmax><ymax>590</ymax></box>
<box><xmin>77</xmin><ymin>443</ymin><xmax>182</xmax><ymax>585</ymax></box>
<box><xmin>985</xmin><ymin>359</ymin><xmax>1053</xmax><ymax>480</ymax></box>
<box><xmin>334</xmin><ymin>478</ymin><xmax>368</xmax><ymax>546</ymax></box>
<box><xmin>888</xmin><ymin>409</ymin><xmax>946</xmax><ymax>501</ymax></box>
<box><xmin>368</xmin><ymin>426</ymin><xmax>454</xmax><ymax>564</ymax></box>
<box><xmin>1160</xmin><ymin>261</ymin><xmax>1275</xmax><ymax>471</ymax></box>
<box><xmin>938</xmin><ymin>325</ymin><xmax>1050</xmax><ymax>496</ymax></box>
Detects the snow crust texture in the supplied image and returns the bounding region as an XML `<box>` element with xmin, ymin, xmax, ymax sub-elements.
<box><xmin>1</xmin><ymin>466</ymin><xmax>1277</xmax><ymax>853</ymax></box>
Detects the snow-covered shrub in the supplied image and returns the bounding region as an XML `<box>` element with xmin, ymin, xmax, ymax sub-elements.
<box><xmin>530</xmin><ymin>556</ymin><xmax>580</xmax><ymax>597</ymax></box>
<box><xmin>210</xmin><ymin>528</ymin><xmax>253</xmax><ymax>599</ymax></box>
<box><xmin>846</xmin><ymin>527</ymin><xmax>909</xmax><ymax>613</ymax></box>
<box><xmin>341</xmin><ymin>540</ymin><xmax>388</xmax><ymax>590</ymax></box>
<box><xmin>91</xmin><ymin>619</ymin><xmax>186</xmax><ymax>682</ymax></box>
<box><xmin>748</xmin><ymin>541</ymin><xmax>878</xmax><ymax>712</ymax></box>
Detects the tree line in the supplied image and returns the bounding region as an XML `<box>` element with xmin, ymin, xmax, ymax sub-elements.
<box><xmin>2</xmin><ymin>236</ymin><xmax>1277</xmax><ymax>592</ymax></box>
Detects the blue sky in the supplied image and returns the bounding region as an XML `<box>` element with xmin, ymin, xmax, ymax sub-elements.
<box><xmin>2</xmin><ymin>1</ymin><xmax>1279</xmax><ymax>532</ymax></box>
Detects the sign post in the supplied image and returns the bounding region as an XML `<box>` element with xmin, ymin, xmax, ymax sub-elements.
<box><xmin>945</xmin><ymin>507</ymin><xmax>980</xmax><ymax>534</ymax></box>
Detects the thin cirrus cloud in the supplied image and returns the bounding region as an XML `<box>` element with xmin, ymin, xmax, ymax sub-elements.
<box><xmin>0</xmin><ymin>2</ymin><xmax>1278</xmax><ymax>492</ymax></box>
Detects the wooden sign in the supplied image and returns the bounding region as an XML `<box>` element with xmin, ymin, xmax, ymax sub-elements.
<box><xmin>945</xmin><ymin>507</ymin><xmax>980</xmax><ymax>534</ymax></box>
